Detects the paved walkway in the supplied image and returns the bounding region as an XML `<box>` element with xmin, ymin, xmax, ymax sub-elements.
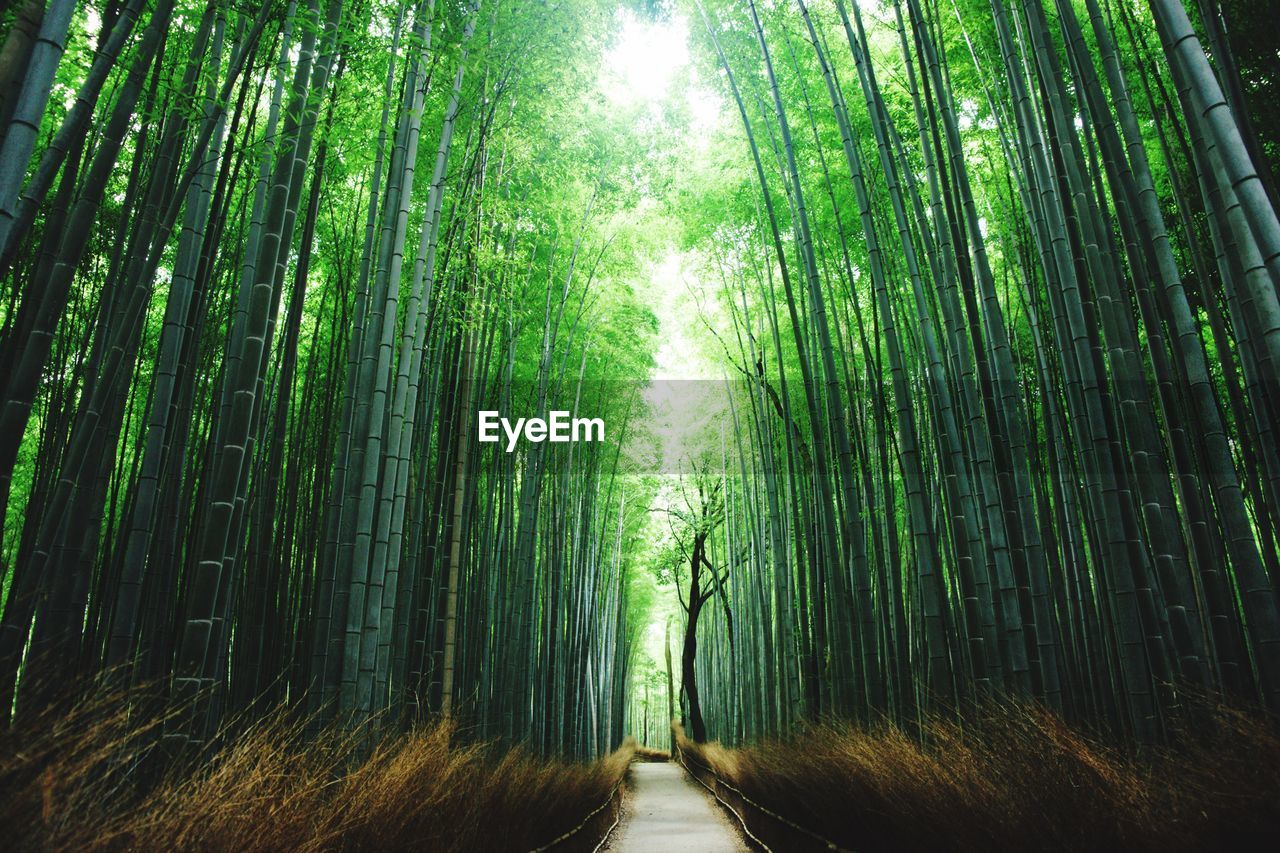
<box><xmin>606</xmin><ymin>762</ymin><xmax>746</xmax><ymax>852</ymax></box>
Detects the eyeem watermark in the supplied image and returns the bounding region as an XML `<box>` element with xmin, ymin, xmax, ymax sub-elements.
<box><xmin>477</xmin><ymin>410</ymin><xmax>605</xmax><ymax>452</ymax></box>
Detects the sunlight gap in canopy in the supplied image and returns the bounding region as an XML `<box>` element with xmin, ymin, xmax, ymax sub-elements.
<box><xmin>598</xmin><ymin>7</ymin><xmax>735</xmax><ymax>683</ymax></box>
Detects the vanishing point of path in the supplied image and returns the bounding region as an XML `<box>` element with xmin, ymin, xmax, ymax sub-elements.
<box><xmin>607</xmin><ymin>762</ymin><xmax>747</xmax><ymax>852</ymax></box>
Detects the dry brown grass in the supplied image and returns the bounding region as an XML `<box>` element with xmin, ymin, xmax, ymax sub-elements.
<box><xmin>632</xmin><ymin>744</ymin><xmax>671</xmax><ymax>763</ymax></box>
<box><xmin>0</xmin><ymin>690</ymin><xmax>632</xmax><ymax>852</ymax></box>
<box><xmin>678</xmin><ymin>702</ymin><xmax>1280</xmax><ymax>852</ymax></box>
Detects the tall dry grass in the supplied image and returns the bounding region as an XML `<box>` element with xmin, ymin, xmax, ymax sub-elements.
<box><xmin>678</xmin><ymin>702</ymin><xmax>1280</xmax><ymax>851</ymax></box>
<box><xmin>632</xmin><ymin>744</ymin><xmax>671</xmax><ymax>763</ymax></box>
<box><xmin>0</xmin><ymin>690</ymin><xmax>632</xmax><ymax>852</ymax></box>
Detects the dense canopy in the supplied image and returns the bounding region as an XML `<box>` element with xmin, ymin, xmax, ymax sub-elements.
<box><xmin>1</xmin><ymin>0</ymin><xmax>1279</xmax><ymax>812</ymax></box>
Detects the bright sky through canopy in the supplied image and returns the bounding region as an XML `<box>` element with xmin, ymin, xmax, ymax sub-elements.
<box><xmin>599</xmin><ymin>9</ymin><xmax>721</xmax><ymax>132</ymax></box>
<box><xmin>597</xmin><ymin>9</ymin><xmax>733</xmax><ymax>667</ymax></box>
<box><xmin>598</xmin><ymin>8</ymin><xmax>725</xmax><ymax>384</ymax></box>
<box><xmin>601</xmin><ymin>10</ymin><xmax>689</xmax><ymax>104</ymax></box>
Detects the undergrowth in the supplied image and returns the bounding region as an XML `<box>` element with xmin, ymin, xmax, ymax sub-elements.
<box><xmin>632</xmin><ymin>744</ymin><xmax>671</xmax><ymax>762</ymax></box>
<box><xmin>0</xmin><ymin>690</ymin><xmax>632</xmax><ymax>852</ymax></box>
<box><xmin>677</xmin><ymin>701</ymin><xmax>1280</xmax><ymax>852</ymax></box>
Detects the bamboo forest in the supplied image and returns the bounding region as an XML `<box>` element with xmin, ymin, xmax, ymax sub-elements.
<box><xmin>2</xmin><ymin>0</ymin><xmax>1280</xmax><ymax>848</ymax></box>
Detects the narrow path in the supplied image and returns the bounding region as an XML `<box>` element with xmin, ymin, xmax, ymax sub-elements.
<box><xmin>606</xmin><ymin>762</ymin><xmax>747</xmax><ymax>852</ymax></box>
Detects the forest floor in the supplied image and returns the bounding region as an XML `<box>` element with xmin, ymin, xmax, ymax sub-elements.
<box><xmin>606</xmin><ymin>762</ymin><xmax>746</xmax><ymax>852</ymax></box>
